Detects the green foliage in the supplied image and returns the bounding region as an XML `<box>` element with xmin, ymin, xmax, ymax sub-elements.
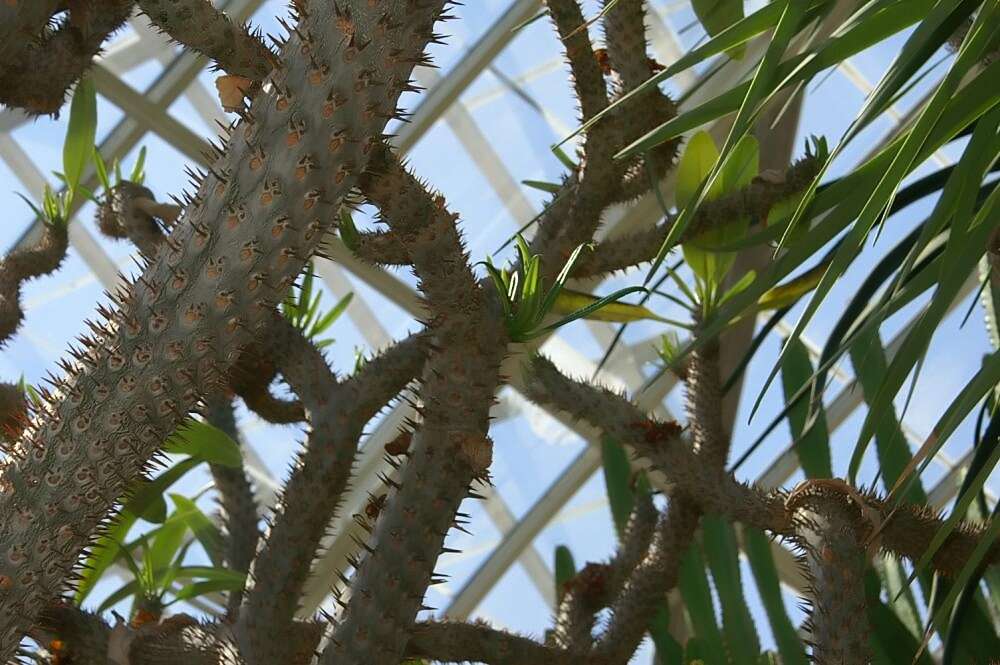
<box><xmin>63</xmin><ymin>75</ymin><xmax>97</xmax><ymax>207</ymax></box>
<box><xmin>481</xmin><ymin>235</ymin><xmax>649</xmax><ymax>341</ymax></box>
<box><xmin>75</xmin><ymin>418</ymin><xmax>242</xmax><ymax>604</ymax></box>
<box><xmin>282</xmin><ymin>261</ymin><xmax>353</xmax><ymax>349</ymax></box>
<box><xmin>691</xmin><ymin>0</ymin><xmax>746</xmax><ymax>59</ymax></box>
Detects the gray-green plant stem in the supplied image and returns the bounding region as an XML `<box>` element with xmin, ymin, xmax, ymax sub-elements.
<box><xmin>136</xmin><ymin>0</ymin><xmax>276</xmax><ymax>81</ymax></box>
<box><xmin>237</xmin><ymin>319</ymin><xmax>427</xmax><ymax>664</ymax></box>
<box><xmin>601</xmin><ymin>0</ymin><xmax>651</xmax><ymax>93</ymax></box>
<box><xmin>545</xmin><ymin>0</ymin><xmax>609</xmax><ymax>123</ymax></box>
<box><xmin>594</xmin><ymin>335</ymin><xmax>727</xmax><ymax>663</ymax></box>
<box><xmin>789</xmin><ymin>485</ymin><xmax>872</xmax><ymax>665</ymax></box>
<box><xmin>530</xmin><ymin>0</ymin><xmax>676</xmax><ymax>283</ymax></box>
<box><xmin>0</xmin><ymin>0</ymin><xmax>61</xmax><ymax>66</ymax></box>
<box><xmin>0</xmin><ymin>0</ymin><xmax>447</xmax><ymax>655</ymax></box>
<box><xmin>33</xmin><ymin>604</ymin><xmax>596</xmax><ymax>665</ymax></box>
<box><xmin>0</xmin><ymin>0</ymin><xmax>136</xmax><ymax>115</ymax></box>
<box><xmin>571</xmin><ymin>152</ymin><xmax>824</xmax><ymax>280</ymax></box>
<box><xmin>523</xmin><ymin>354</ymin><xmax>1000</xmax><ymax>577</ymax></box>
<box><xmin>201</xmin><ymin>396</ymin><xmax>258</xmax><ymax>616</ymax></box>
<box><xmin>319</xmin><ymin>138</ymin><xmax>507</xmax><ymax>665</ymax></box>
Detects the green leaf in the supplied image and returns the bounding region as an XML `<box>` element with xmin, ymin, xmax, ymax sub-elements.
<box><xmin>743</xmin><ymin>528</ymin><xmax>808</xmax><ymax>665</ymax></box>
<box><xmin>166</xmin><ymin>578</ymin><xmax>243</xmax><ymax>606</ymax></box>
<box><xmin>675</xmin><ymin>131</ymin><xmax>722</xmax><ymax>210</ymax></box>
<box><xmin>850</xmin><ymin>110</ymin><xmax>1000</xmax><ymax>482</ymax></box>
<box><xmin>338</xmin><ymin>208</ymin><xmax>360</xmax><ymax>251</ymax></box>
<box><xmin>130</xmin><ymin>146</ymin><xmax>147</xmax><ymax>184</ymax></box>
<box><xmin>169</xmin><ymin>494</ymin><xmax>226</xmax><ymax>568</ymax></box>
<box><xmin>97</xmin><ymin>579</ymin><xmax>142</xmax><ymax>614</ymax></box>
<box><xmin>129</xmin><ymin>457</ymin><xmax>203</xmax><ymax>524</ymax></box>
<box><xmin>779</xmin><ymin>336</ymin><xmax>833</xmax><ymax>479</ymax></box>
<box><xmin>550</xmin><ymin>287</ymin><xmax>684</xmax><ymax>325</ymax></box>
<box><xmin>75</xmin><ymin>511</ymin><xmax>140</xmax><ymax>604</ymax></box>
<box><xmin>692</xmin><ymin>0</ymin><xmax>746</xmax><ymax>59</ymax></box>
<box><xmin>149</xmin><ymin>515</ymin><xmax>190</xmax><ymax>587</ymax></box>
<box><xmin>64</xmin><ymin>75</ymin><xmax>98</xmax><ymax>203</ymax></box>
<box><xmin>601</xmin><ymin>436</ymin><xmax>634</xmax><ymax>540</ymax></box>
<box><xmin>678</xmin><ymin>544</ymin><xmax>727</xmax><ymax>665</ymax></box>
<box><xmin>848</xmin><ymin>329</ymin><xmax>927</xmax><ymax>505</ymax></box>
<box><xmin>163</xmin><ymin>419</ymin><xmax>242</xmax><ymax>468</ymax></box>
<box><xmin>537</xmin><ymin>286</ymin><xmax>650</xmax><ymax>338</ymax></box>
<box><xmin>702</xmin><ymin>516</ymin><xmax>760</xmax><ymax>665</ymax></box>
<box><xmin>867</xmin><ymin>598</ymin><xmax>934</xmax><ymax>665</ymax></box>
<box><xmin>649</xmin><ymin>604</ymin><xmax>683</xmax><ymax>665</ymax></box>
<box><xmin>554</xmin><ymin>545</ymin><xmax>576</xmax><ymax>603</ymax></box>
<box><xmin>522</xmin><ymin>179</ymin><xmax>562</xmax><ymax>194</ymax></box>
<box><xmin>310</xmin><ymin>292</ymin><xmax>353</xmax><ymax>338</ymax></box>
<box><xmin>93</xmin><ymin>147</ymin><xmax>111</xmax><ymax>192</ymax></box>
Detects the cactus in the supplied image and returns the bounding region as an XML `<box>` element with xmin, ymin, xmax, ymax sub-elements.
<box><xmin>0</xmin><ymin>0</ymin><xmax>449</xmax><ymax>655</ymax></box>
<box><xmin>0</xmin><ymin>1</ymin><xmax>997</xmax><ymax>663</ymax></box>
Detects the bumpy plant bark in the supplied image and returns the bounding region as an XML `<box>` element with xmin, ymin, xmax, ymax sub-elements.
<box><xmin>0</xmin><ymin>0</ymin><xmax>449</xmax><ymax>655</ymax></box>
<box><xmin>0</xmin><ymin>1</ymin><xmax>996</xmax><ymax>663</ymax></box>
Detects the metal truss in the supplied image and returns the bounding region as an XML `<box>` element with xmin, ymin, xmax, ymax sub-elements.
<box><xmin>0</xmin><ymin>0</ymin><xmax>987</xmax><ymax>654</ymax></box>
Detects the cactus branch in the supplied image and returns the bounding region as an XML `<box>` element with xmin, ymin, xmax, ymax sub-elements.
<box><xmin>523</xmin><ymin>354</ymin><xmax>1000</xmax><ymax>576</ymax></box>
<box><xmin>545</xmin><ymin>0</ymin><xmax>609</xmax><ymax>122</ymax></box>
<box><xmin>350</xmin><ymin>229</ymin><xmax>411</xmax><ymax>266</ymax></box>
<box><xmin>594</xmin><ymin>501</ymin><xmax>700</xmax><ymax>664</ymax></box>
<box><xmin>1</xmin><ymin>220</ymin><xmax>69</xmax><ymax>345</ymax></box>
<box><xmin>571</xmin><ymin>152</ymin><xmax>823</xmax><ymax>279</ymax></box>
<box><xmin>0</xmin><ymin>1</ymin><xmax>61</xmax><ymax>66</ymax></box>
<box><xmin>408</xmin><ymin>620</ymin><xmax>600</xmax><ymax>665</ymax></box>
<box><xmin>201</xmin><ymin>396</ymin><xmax>259</xmax><ymax>616</ymax></box>
<box><xmin>136</xmin><ymin>0</ymin><xmax>277</xmax><ymax>81</ymax></box>
<box><xmin>321</xmin><ymin>138</ymin><xmax>507</xmax><ymax>664</ymax></box>
<box><xmin>788</xmin><ymin>484</ymin><xmax>872</xmax><ymax>664</ymax></box>
<box><xmin>0</xmin><ymin>0</ymin><xmax>135</xmax><ymax>115</ymax></box>
<box><xmin>0</xmin><ymin>0</ymin><xmax>449</xmax><ymax>654</ymax></box>
<box><xmin>600</xmin><ymin>0</ymin><xmax>651</xmax><ymax>93</ymax></box>
<box><xmin>237</xmin><ymin>319</ymin><xmax>427</xmax><ymax>664</ymax></box>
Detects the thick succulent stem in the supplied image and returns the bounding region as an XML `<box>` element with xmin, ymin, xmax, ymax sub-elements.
<box><xmin>1</xmin><ymin>222</ymin><xmax>69</xmax><ymax>345</ymax></box>
<box><xmin>136</xmin><ymin>0</ymin><xmax>276</xmax><ymax>80</ymax></box>
<box><xmin>0</xmin><ymin>0</ymin><xmax>61</xmax><ymax>66</ymax></box>
<box><xmin>524</xmin><ymin>355</ymin><xmax>1000</xmax><ymax>575</ymax></box>
<box><xmin>788</xmin><ymin>485</ymin><xmax>872</xmax><ymax>665</ymax></box>
<box><xmin>0</xmin><ymin>0</ymin><xmax>135</xmax><ymax>115</ymax></box>
<box><xmin>0</xmin><ymin>0</ymin><xmax>447</xmax><ymax>655</ymax></box>
<box><xmin>601</xmin><ymin>0</ymin><xmax>650</xmax><ymax>92</ymax></box>
<box><xmin>685</xmin><ymin>337</ymin><xmax>728</xmax><ymax>466</ymax></box>
<box><xmin>545</xmin><ymin>0</ymin><xmax>609</xmax><ymax>121</ymax></box>
<box><xmin>408</xmin><ymin>620</ymin><xmax>599</xmax><ymax>665</ymax></box>
<box><xmin>96</xmin><ymin>181</ymin><xmax>180</xmax><ymax>258</ymax></box>
<box><xmin>594</xmin><ymin>500</ymin><xmax>700</xmax><ymax>664</ymax></box>
<box><xmin>349</xmin><ymin>229</ymin><xmax>411</xmax><ymax>266</ymax></box>
<box><xmin>571</xmin><ymin>153</ymin><xmax>823</xmax><ymax>279</ymax></box>
<box><xmin>30</xmin><ymin>602</ymin><xmax>111</xmax><ymax>665</ymax></box>
<box><xmin>237</xmin><ymin>320</ymin><xmax>427</xmax><ymax>664</ymax></box>
<box><xmin>320</xmin><ymin>142</ymin><xmax>506</xmax><ymax>664</ymax></box>
<box><xmin>202</xmin><ymin>396</ymin><xmax>259</xmax><ymax>615</ymax></box>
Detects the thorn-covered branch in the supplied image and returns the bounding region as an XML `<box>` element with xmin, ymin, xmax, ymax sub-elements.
<box><xmin>571</xmin><ymin>152</ymin><xmax>823</xmax><ymax>279</ymax></box>
<box><xmin>0</xmin><ymin>0</ymin><xmax>449</xmax><ymax>654</ymax></box>
<box><xmin>237</xmin><ymin>320</ymin><xmax>427</xmax><ymax>664</ymax></box>
<box><xmin>201</xmin><ymin>396</ymin><xmax>259</xmax><ymax>616</ymax></box>
<box><xmin>545</xmin><ymin>0</ymin><xmax>609</xmax><ymax>122</ymax></box>
<box><xmin>0</xmin><ymin>0</ymin><xmax>135</xmax><ymax>115</ymax></box>
<box><xmin>408</xmin><ymin>620</ymin><xmax>600</xmax><ymax>665</ymax></box>
<box><xmin>321</xmin><ymin>137</ymin><xmax>507</xmax><ymax>664</ymax></box>
<box><xmin>136</xmin><ymin>0</ymin><xmax>277</xmax><ymax>81</ymax></box>
<box><xmin>522</xmin><ymin>354</ymin><xmax>1000</xmax><ymax>577</ymax></box>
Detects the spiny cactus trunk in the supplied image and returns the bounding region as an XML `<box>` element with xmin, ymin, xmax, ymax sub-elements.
<box><xmin>790</xmin><ymin>486</ymin><xmax>873</xmax><ymax>665</ymax></box>
<box><xmin>0</xmin><ymin>0</ymin><xmax>448</xmax><ymax>656</ymax></box>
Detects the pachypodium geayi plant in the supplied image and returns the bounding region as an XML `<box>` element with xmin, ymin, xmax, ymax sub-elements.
<box><xmin>0</xmin><ymin>1</ymin><xmax>998</xmax><ymax>664</ymax></box>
